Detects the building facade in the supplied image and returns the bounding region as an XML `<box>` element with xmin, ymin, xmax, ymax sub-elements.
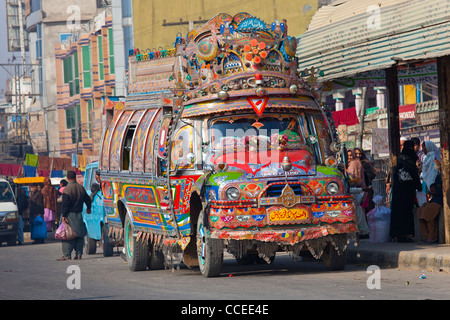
<box><xmin>132</xmin><ymin>0</ymin><xmax>320</xmax><ymax>50</ymax></box>
<box><xmin>55</xmin><ymin>12</ymin><xmax>115</xmax><ymax>158</ymax></box>
<box><xmin>24</xmin><ymin>0</ymin><xmax>101</xmax><ymax>156</ymax></box>
<box><xmin>54</xmin><ymin>0</ymin><xmax>133</xmax><ymax>159</ymax></box>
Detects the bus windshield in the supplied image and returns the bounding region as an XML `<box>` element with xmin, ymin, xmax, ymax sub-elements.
<box><xmin>211</xmin><ymin>114</ymin><xmax>306</xmax><ymax>153</ymax></box>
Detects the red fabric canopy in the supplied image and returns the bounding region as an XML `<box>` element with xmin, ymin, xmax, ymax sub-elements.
<box><xmin>332</xmin><ymin>107</ymin><xmax>359</xmax><ymax>127</ymax></box>
<box><xmin>0</xmin><ymin>164</ymin><xmax>22</xmax><ymax>176</ymax></box>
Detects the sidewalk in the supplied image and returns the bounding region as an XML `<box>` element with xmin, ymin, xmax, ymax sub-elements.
<box><xmin>347</xmin><ymin>239</ymin><xmax>450</xmax><ymax>273</ymax></box>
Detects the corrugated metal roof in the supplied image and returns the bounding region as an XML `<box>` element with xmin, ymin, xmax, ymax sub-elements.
<box><xmin>297</xmin><ymin>0</ymin><xmax>450</xmax><ymax>81</ymax></box>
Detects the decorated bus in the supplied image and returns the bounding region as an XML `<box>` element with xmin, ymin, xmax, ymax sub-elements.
<box><xmin>99</xmin><ymin>12</ymin><xmax>357</xmax><ymax>277</ymax></box>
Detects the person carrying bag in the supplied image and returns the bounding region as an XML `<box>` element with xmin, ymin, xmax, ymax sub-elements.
<box><xmin>56</xmin><ymin>171</ymin><xmax>91</xmax><ymax>261</ymax></box>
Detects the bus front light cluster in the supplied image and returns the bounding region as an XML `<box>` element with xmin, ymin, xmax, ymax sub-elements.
<box><xmin>225</xmin><ymin>187</ymin><xmax>241</xmax><ymax>201</ymax></box>
<box><xmin>326</xmin><ymin>182</ymin><xmax>340</xmax><ymax>195</ymax></box>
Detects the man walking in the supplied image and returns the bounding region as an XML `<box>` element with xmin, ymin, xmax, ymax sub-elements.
<box><xmin>57</xmin><ymin>171</ymin><xmax>91</xmax><ymax>261</ymax></box>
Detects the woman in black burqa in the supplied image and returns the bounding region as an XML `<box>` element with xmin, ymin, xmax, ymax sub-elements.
<box><xmin>390</xmin><ymin>140</ymin><xmax>422</xmax><ymax>242</ymax></box>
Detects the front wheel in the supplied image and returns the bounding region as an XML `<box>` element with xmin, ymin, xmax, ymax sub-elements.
<box><xmin>321</xmin><ymin>242</ymin><xmax>347</xmax><ymax>271</ymax></box>
<box><xmin>124</xmin><ymin>215</ymin><xmax>149</xmax><ymax>271</ymax></box>
<box><xmin>197</xmin><ymin>210</ymin><xmax>223</xmax><ymax>277</ymax></box>
<box><xmin>102</xmin><ymin>224</ymin><xmax>114</xmax><ymax>257</ymax></box>
<box><xmin>84</xmin><ymin>234</ymin><xmax>97</xmax><ymax>254</ymax></box>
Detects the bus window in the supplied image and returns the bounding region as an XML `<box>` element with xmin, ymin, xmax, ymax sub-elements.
<box><xmin>122</xmin><ymin>125</ymin><xmax>136</xmax><ymax>171</ymax></box>
<box><xmin>156</xmin><ymin>115</ymin><xmax>171</xmax><ymax>177</ymax></box>
<box><xmin>171</xmin><ymin>125</ymin><xmax>194</xmax><ymax>170</ymax></box>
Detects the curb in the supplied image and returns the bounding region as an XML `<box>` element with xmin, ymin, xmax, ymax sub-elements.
<box><xmin>347</xmin><ymin>240</ymin><xmax>450</xmax><ymax>273</ymax></box>
<box><xmin>397</xmin><ymin>251</ymin><xmax>450</xmax><ymax>273</ymax></box>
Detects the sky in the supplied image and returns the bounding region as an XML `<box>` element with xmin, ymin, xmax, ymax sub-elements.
<box><xmin>0</xmin><ymin>0</ymin><xmax>23</xmax><ymax>103</ymax></box>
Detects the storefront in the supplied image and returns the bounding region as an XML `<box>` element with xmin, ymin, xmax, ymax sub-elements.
<box><xmin>297</xmin><ymin>0</ymin><xmax>450</xmax><ymax>243</ymax></box>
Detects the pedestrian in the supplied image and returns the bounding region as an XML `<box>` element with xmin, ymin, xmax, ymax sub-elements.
<box><xmin>28</xmin><ymin>184</ymin><xmax>45</xmax><ymax>244</ymax></box>
<box><xmin>59</xmin><ymin>179</ymin><xmax>68</xmax><ymax>193</ymax></box>
<box><xmin>354</xmin><ymin>148</ymin><xmax>376</xmax><ymax>213</ymax></box>
<box><xmin>411</xmin><ymin>137</ymin><xmax>425</xmax><ymax>167</ymax></box>
<box><xmin>90</xmin><ymin>183</ymin><xmax>101</xmax><ymax>202</ymax></box>
<box><xmin>386</xmin><ymin>137</ymin><xmax>407</xmax><ymax>206</ymax></box>
<box><xmin>95</xmin><ymin>170</ymin><xmax>102</xmax><ymax>190</ymax></box>
<box><xmin>417</xmin><ymin>181</ymin><xmax>442</xmax><ymax>244</ymax></box>
<box><xmin>421</xmin><ymin>140</ymin><xmax>441</xmax><ymax>192</ymax></box>
<box><xmin>56</xmin><ymin>179</ymin><xmax>68</xmax><ymax>225</ymax></box>
<box><xmin>16</xmin><ymin>187</ymin><xmax>28</xmax><ymax>245</ymax></box>
<box><xmin>354</xmin><ymin>148</ymin><xmax>376</xmax><ymax>186</ymax></box>
<box><xmin>57</xmin><ymin>171</ymin><xmax>91</xmax><ymax>261</ymax></box>
<box><xmin>41</xmin><ymin>177</ymin><xmax>59</xmax><ymax>232</ymax></box>
<box><xmin>389</xmin><ymin>140</ymin><xmax>422</xmax><ymax>242</ymax></box>
<box><xmin>346</xmin><ymin>149</ymin><xmax>370</xmax><ymax>237</ymax></box>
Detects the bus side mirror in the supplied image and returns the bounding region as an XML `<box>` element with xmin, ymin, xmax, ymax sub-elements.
<box><xmin>170</xmin><ymin>163</ymin><xmax>180</xmax><ymax>175</ymax></box>
<box><xmin>330</xmin><ymin>142</ymin><xmax>341</xmax><ymax>153</ymax></box>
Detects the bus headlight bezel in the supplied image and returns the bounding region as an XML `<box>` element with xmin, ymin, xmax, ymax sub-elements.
<box><xmin>225</xmin><ymin>186</ymin><xmax>241</xmax><ymax>201</ymax></box>
<box><xmin>326</xmin><ymin>182</ymin><xmax>340</xmax><ymax>195</ymax></box>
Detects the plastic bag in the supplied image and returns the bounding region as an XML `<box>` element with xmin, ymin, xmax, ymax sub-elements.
<box><xmin>31</xmin><ymin>216</ymin><xmax>48</xmax><ymax>240</ymax></box>
<box><xmin>55</xmin><ymin>222</ymin><xmax>67</xmax><ymax>240</ymax></box>
<box><xmin>65</xmin><ymin>222</ymin><xmax>78</xmax><ymax>240</ymax></box>
<box><xmin>55</xmin><ymin>221</ymin><xmax>78</xmax><ymax>241</ymax></box>
<box><xmin>366</xmin><ymin>195</ymin><xmax>391</xmax><ymax>243</ymax></box>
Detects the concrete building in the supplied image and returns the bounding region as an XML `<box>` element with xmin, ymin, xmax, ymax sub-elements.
<box><xmin>54</xmin><ymin>0</ymin><xmax>133</xmax><ymax>159</ymax></box>
<box><xmin>131</xmin><ymin>0</ymin><xmax>320</xmax><ymax>50</ymax></box>
<box><xmin>24</xmin><ymin>0</ymin><xmax>101</xmax><ymax>156</ymax></box>
<box><xmin>55</xmin><ymin>11</ymin><xmax>115</xmax><ymax>158</ymax></box>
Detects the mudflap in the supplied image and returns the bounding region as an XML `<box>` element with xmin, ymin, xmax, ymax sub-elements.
<box><xmin>183</xmin><ymin>238</ymin><xmax>199</xmax><ymax>267</ymax></box>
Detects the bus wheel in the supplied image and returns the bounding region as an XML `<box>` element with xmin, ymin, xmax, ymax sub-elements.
<box><xmin>84</xmin><ymin>235</ymin><xmax>97</xmax><ymax>255</ymax></box>
<box><xmin>124</xmin><ymin>215</ymin><xmax>149</xmax><ymax>271</ymax></box>
<box><xmin>321</xmin><ymin>242</ymin><xmax>347</xmax><ymax>271</ymax></box>
<box><xmin>102</xmin><ymin>224</ymin><xmax>114</xmax><ymax>257</ymax></box>
<box><xmin>197</xmin><ymin>210</ymin><xmax>223</xmax><ymax>277</ymax></box>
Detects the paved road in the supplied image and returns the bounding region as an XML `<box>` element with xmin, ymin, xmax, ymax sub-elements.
<box><xmin>1</xmin><ymin>241</ymin><xmax>449</xmax><ymax>302</ymax></box>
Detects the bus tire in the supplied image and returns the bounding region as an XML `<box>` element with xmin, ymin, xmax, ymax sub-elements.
<box><xmin>84</xmin><ymin>235</ymin><xmax>97</xmax><ymax>254</ymax></box>
<box><xmin>102</xmin><ymin>224</ymin><xmax>114</xmax><ymax>257</ymax></box>
<box><xmin>124</xmin><ymin>215</ymin><xmax>149</xmax><ymax>271</ymax></box>
<box><xmin>197</xmin><ymin>210</ymin><xmax>223</xmax><ymax>277</ymax></box>
<box><xmin>321</xmin><ymin>242</ymin><xmax>347</xmax><ymax>271</ymax></box>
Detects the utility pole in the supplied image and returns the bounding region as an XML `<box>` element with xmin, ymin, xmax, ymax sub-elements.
<box><xmin>18</xmin><ymin>0</ymin><xmax>26</xmax><ymax>145</ymax></box>
<box><xmin>437</xmin><ymin>56</ymin><xmax>450</xmax><ymax>244</ymax></box>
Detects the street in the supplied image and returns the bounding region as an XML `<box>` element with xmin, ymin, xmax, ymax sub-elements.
<box><xmin>2</xmin><ymin>2</ymin><xmax>450</xmax><ymax>312</ymax></box>
<box><xmin>1</xmin><ymin>240</ymin><xmax>449</xmax><ymax>302</ymax></box>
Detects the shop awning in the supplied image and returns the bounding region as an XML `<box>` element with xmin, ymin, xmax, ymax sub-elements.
<box><xmin>297</xmin><ymin>0</ymin><xmax>450</xmax><ymax>82</ymax></box>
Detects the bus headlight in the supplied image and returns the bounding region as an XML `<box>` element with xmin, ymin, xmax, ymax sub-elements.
<box><xmin>225</xmin><ymin>187</ymin><xmax>240</xmax><ymax>200</ymax></box>
<box><xmin>326</xmin><ymin>182</ymin><xmax>340</xmax><ymax>195</ymax></box>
